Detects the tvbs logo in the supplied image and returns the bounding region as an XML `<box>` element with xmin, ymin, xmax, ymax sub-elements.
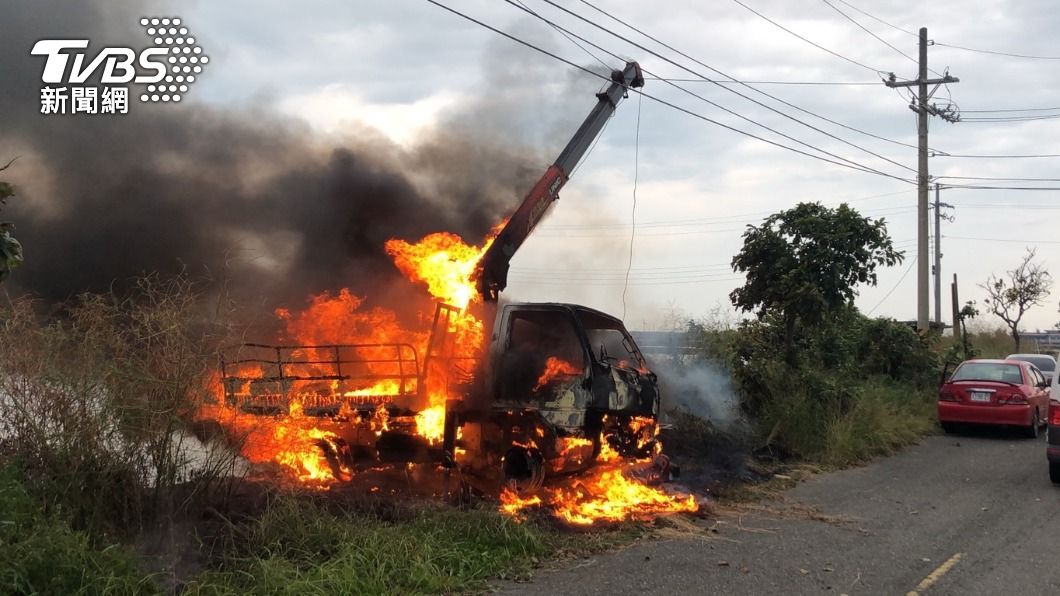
<box><xmin>31</xmin><ymin>17</ymin><xmax>209</xmax><ymax>115</ymax></box>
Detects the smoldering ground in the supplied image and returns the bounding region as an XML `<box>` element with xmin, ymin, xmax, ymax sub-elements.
<box><xmin>0</xmin><ymin>1</ymin><xmax>602</xmax><ymax>316</ymax></box>
<box><xmin>649</xmin><ymin>351</ymin><xmax>757</xmax><ymax>488</ymax></box>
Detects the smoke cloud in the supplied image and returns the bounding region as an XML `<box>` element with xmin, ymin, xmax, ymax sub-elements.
<box><xmin>652</xmin><ymin>357</ymin><xmax>743</xmax><ymax>431</ymax></box>
<box><xmin>0</xmin><ymin>1</ymin><xmax>595</xmax><ymax>314</ymax></box>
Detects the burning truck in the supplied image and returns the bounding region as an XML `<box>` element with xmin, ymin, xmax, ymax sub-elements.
<box><xmin>201</xmin><ymin>62</ymin><xmax>698</xmax><ymax>524</ymax></box>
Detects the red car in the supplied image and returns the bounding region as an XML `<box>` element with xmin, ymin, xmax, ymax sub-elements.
<box><xmin>938</xmin><ymin>359</ymin><xmax>1051</xmax><ymax>437</ymax></box>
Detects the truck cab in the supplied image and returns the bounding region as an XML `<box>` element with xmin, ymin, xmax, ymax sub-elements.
<box><xmin>445</xmin><ymin>302</ymin><xmax>661</xmax><ymax>491</ymax></box>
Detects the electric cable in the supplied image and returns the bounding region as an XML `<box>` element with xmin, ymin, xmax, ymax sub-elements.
<box><xmin>940</xmin><ymin>184</ymin><xmax>1060</xmax><ymax>191</ymax></box>
<box><xmin>728</xmin><ymin>0</ymin><xmax>891</xmax><ymax>75</ymax></box>
<box><xmin>958</xmin><ymin>114</ymin><xmax>1060</xmax><ymax>122</ymax></box>
<box><xmin>820</xmin><ymin>0</ymin><xmax>918</xmax><ymax>67</ymax></box>
<box><xmin>933</xmin><ymin>153</ymin><xmax>1060</xmax><ymax>159</ymax></box>
<box><xmin>935</xmin><ymin>175</ymin><xmax>1060</xmax><ymax>182</ymax></box>
<box><xmin>832</xmin><ymin>0</ymin><xmax>917</xmax><ymax>37</ymax></box>
<box><xmin>644</xmin><ymin>78</ymin><xmax>880</xmax><ymax>86</ymax></box>
<box><xmin>867</xmin><ymin>255</ymin><xmax>916</xmax><ymax>315</ymax></box>
<box><xmin>513</xmin><ymin>0</ymin><xmax>612</xmax><ymax>71</ymax></box>
<box><xmin>946</xmin><ymin>236</ymin><xmax>1060</xmax><ymax>245</ymax></box>
<box><xmin>426</xmin><ymin>0</ymin><xmax>914</xmax><ymax>183</ymax></box>
<box><xmin>934</xmin><ymin>42</ymin><xmax>1060</xmax><ymax>61</ymax></box>
<box><xmin>961</xmin><ymin>106</ymin><xmax>1060</xmax><ymax>114</ymax></box>
<box><xmin>621</xmin><ymin>93</ymin><xmax>642</xmax><ymax>321</ymax></box>
<box><xmin>543</xmin><ymin>0</ymin><xmax>920</xmax><ymax>169</ymax></box>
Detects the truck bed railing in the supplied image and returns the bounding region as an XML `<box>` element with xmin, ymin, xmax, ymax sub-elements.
<box><xmin>219</xmin><ymin>342</ymin><xmax>422</xmax><ymax>412</ymax></box>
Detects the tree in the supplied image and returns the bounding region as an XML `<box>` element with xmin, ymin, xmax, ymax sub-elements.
<box><xmin>0</xmin><ymin>157</ymin><xmax>22</xmax><ymax>283</ymax></box>
<box><xmin>729</xmin><ymin>202</ymin><xmax>903</xmax><ymax>362</ymax></box>
<box><xmin>980</xmin><ymin>248</ymin><xmax>1053</xmax><ymax>351</ymax></box>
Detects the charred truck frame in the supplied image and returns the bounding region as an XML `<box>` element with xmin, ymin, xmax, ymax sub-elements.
<box><xmin>220</xmin><ymin>62</ymin><xmax>656</xmax><ymax>491</ymax></box>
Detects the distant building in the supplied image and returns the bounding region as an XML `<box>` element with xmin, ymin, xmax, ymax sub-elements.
<box><xmin>630</xmin><ymin>331</ymin><xmax>695</xmax><ymax>356</ymax></box>
<box><xmin>1024</xmin><ymin>330</ymin><xmax>1060</xmax><ymax>352</ymax></box>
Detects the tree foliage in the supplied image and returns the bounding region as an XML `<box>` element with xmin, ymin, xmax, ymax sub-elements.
<box><xmin>979</xmin><ymin>248</ymin><xmax>1053</xmax><ymax>351</ymax></box>
<box><xmin>0</xmin><ymin>157</ymin><xmax>22</xmax><ymax>282</ymax></box>
<box><xmin>729</xmin><ymin>202</ymin><xmax>903</xmax><ymax>360</ymax></box>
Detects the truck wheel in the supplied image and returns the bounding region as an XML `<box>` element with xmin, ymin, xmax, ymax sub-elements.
<box><xmin>1051</xmin><ymin>462</ymin><xmax>1060</xmax><ymax>485</ymax></box>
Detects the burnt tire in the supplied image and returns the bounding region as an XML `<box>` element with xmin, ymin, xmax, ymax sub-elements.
<box><xmin>1051</xmin><ymin>462</ymin><xmax>1060</xmax><ymax>485</ymax></box>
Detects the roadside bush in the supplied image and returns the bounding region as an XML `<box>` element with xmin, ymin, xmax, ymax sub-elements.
<box><xmin>822</xmin><ymin>379</ymin><xmax>935</xmax><ymax>465</ymax></box>
<box><xmin>0</xmin><ymin>467</ymin><xmax>156</xmax><ymax>595</ymax></box>
<box><xmin>727</xmin><ymin>306</ymin><xmax>939</xmax><ymax>463</ymax></box>
<box><xmin>0</xmin><ymin>275</ymin><xmax>238</xmax><ymax>537</ymax></box>
<box><xmin>850</xmin><ymin>317</ymin><xmax>938</xmax><ymax>387</ymax></box>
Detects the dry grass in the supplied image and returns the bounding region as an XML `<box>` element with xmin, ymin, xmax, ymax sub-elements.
<box><xmin>0</xmin><ymin>275</ymin><xmax>240</xmax><ymax>536</ymax></box>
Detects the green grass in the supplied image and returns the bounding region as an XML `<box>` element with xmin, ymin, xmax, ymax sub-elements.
<box><xmin>183</xmin><ymin>497</ymin><xmax>637</xmax><ymax>596</ymax></box>
<box><xmin>758</xmin><ymin>377</ymin><xmax>937</xmax><ymax>468</ymax></box>
<box><xmin>822</xmin><ymin>379</ymin><xmax>936</xmax><ymax>466</ymax></box>
<box><xmin>0</xmin><ymin>467</ymin><xmax>157</xmax><ymax>596</ymax></box>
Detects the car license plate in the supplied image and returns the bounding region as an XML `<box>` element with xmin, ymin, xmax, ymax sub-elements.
<box><xmin>970</xmin><ymin>392</ymin><xmax>991</xmax><ymax>402</ymax></box>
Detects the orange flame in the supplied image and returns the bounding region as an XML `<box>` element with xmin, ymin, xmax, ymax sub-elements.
<box><xmin>499</xmin><ymin>423</ymin><xmax>698</xmax><ymax>525</ymax></box>
<box><xmin>199</xmin><ymin>225</ymin><xmax>497</xmax><ymax>485</ymax></box>
<box><xmin>533</xmin><ymin>357</ymin><xmax>581</xmax><ymax>391</ymax></box>
<box><xmin>384</xmin><ymin>231</ymin><xmax>495</xmax><ymax>310</ymax></box>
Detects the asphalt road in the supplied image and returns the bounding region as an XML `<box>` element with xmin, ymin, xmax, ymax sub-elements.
<box><xmin>498</xmin><ymin>430</ymin><xmax>1060</xmax><ymax>595</ymax></box>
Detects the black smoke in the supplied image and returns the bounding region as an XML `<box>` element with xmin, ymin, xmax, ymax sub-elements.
<box><xmin>0</xmin><ymin>1</ymin><xmax>593</xmax><ymax>312</ymax></box>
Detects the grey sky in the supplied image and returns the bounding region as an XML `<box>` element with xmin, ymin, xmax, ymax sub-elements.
<box><xmin>9</xmin><ymin>0</ymin><xmax>1060</xmax><ymax>330</ymax></box>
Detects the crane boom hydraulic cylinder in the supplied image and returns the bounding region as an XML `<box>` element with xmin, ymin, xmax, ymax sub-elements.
<box><xmin>475</xmin><ymin>61</ymin><xmax>644</xmax><ymax>301</ymax></box>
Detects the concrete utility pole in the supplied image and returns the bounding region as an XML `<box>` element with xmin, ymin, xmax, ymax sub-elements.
<box><xmin>884</xmin><ymin>27</ymin><xmax>959</xmax><ymax>333</ymax></box>
<box><xmin>932</xmin><ymin>184</ymin><xmax>954</xmax><ymax>327</ymax></box>
<box><xmin>934</xmin><ymin>183</ymin><xmax>942</xmax><ymax>326</ymax></box>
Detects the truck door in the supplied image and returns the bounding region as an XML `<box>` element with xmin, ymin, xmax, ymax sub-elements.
<box><xmin>496</xmin><ymin>308</ymin><xmax>592</xmax><ymax>429</ymax></box>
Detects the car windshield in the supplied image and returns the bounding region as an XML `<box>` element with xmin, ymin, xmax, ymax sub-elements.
<box><xmin>951</xmin><ymin>362</ymin><xmax>1024</xmax><ymax>384</ymax></box>
<box><xmin>1006</xmin><ymin>355</ymin><xmax>1056</xmax><ymax>372</ymax></box>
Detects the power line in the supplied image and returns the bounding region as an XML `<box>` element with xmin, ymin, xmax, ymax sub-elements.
<box><xmin>536</xmin><ymin>204</ymin><xmax>918</xmax><ymax>234</ymax></box>
<box><xmin>525</xmin><ymin>0</ymin><xmax>917</xmax><ymax>174</ymax></box>
<box><xmin>728</xmin><ymin>0</ymin><xmax>890</xmax><ymax>75</ymax></box>
<box><xmin>953</xmin><ymin>203</ymin><xmax>1060</xmax><ymax>210</ymax></box>
<box><xmin>644</xmin><ymin>78</ymin><xmax>880</xmax><ymax>86</ymax></box>
<box><xmin>936</xmin><ymin>175</ymin><xmax>1060</xmax><ymax>182</ymax></box>
<box><xmin>933</xmin><ymin>152</ymin><xmax>1060</xmax><ymax>159</ymax></box>
<box><xmin>832</xmin><ymin>0</ymin><xmax>917</xmax><ymax>37</ymax></box>
<box><xmin>483</xmin><ymin>0</ymin><xmax>915</xmax><ymax>182</ymax></box>
<box><xmin>959</xmin><ymin>114</ymin><xmax>1060</xmax><ymax>123</ymax></box>
<box><xmin>426</xmin><ymin>0</ymin><xmax>903</xmax><ymax>180</ymax></box>
<box><xmin>820</xmin><ymin>0</ymin><xmax>918</xmax><ymax>67</ymax></box>
<box><xmin>621</xmin><ymin>93</ymin><xmax>642</xmax><ymax>321</ymax></box>
<box><xmin>537</xmin><ymin>190</ymin><xmax>915</xmax><ymax>231</ymax></box>
<box><xmin>946</xmin><ymin>235</ymin><xmax>1060</xmax><ymax>245</ymax></box>
<box><xmin>961</xmin><ymin>106</ymin><xmax>1060</xmax><ymax>114</ymax></box>
<box><xmin>512</xmin><ymin>0</ymin><xmax>612</xmax><ymax>71</ymax></box>
<box><xmin>934</xmin><ymin>42</ymin><xmax>1060</xmax><ymax>61</ymax></box>
<box><xmin>827</xmin><ymin>0</ymin><xmax>1060</xmax><ymax>61</ymax></box>
<box><xmin>508</xmin><ymin>276</ymin><xmax>745</xmax><ymax>287</ymax></box>
<box><xmin>573</xmin><ymin>0</ymin><xmax>922</xmax><ymax>154</ymax></box>
<box><xmin>940</xmin><ymin>184</ymin><xmax>1060</xmax><ymax>191</ymax></box>
<box><xmin>867</xmin><ymin>255</ymin><xmax>916</xmax><ymax>315</ymax></box>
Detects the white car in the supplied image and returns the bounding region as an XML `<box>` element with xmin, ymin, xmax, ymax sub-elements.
<box><xmin>1006</xmin><ymin>353</ymin><xmax>1057</xmax><ymax>385</ymax></box>
<box><xmin>1045</xmin><ymin>352</ymin><xmax>1060</xmax><ymax>483</ymax></box>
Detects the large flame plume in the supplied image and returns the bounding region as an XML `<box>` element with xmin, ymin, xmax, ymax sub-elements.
<box><xmin>199</xmin><ymin>229</ymin><xmax>496</xmax><ymax>486</ymax></box>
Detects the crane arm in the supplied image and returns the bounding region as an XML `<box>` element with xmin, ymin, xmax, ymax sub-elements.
<box><xmin>475</xmin><ymin>61</ymin><xmax>644</xmax><ymax>301</ymax></box>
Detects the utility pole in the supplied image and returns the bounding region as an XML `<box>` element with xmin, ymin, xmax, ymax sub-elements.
<box><xmin>884</xmin><ymin>27</ymin><xmax>959</xmax><ymax>333</ymax></box>
<box><xmin>932</xmin><ymin>184</ymin><xmax>954</xmax><ymax>327</ymax></box>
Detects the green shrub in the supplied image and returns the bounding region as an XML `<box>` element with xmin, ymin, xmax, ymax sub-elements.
<box><xmin>725</xmin><ymin>306</ymin><xmax>939</xmax><ymax>464</ymax></box>
<box><xmin>0</xmin><ymin>467</ymin><xmax>156</xmax><ymax>595</ymax></box>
